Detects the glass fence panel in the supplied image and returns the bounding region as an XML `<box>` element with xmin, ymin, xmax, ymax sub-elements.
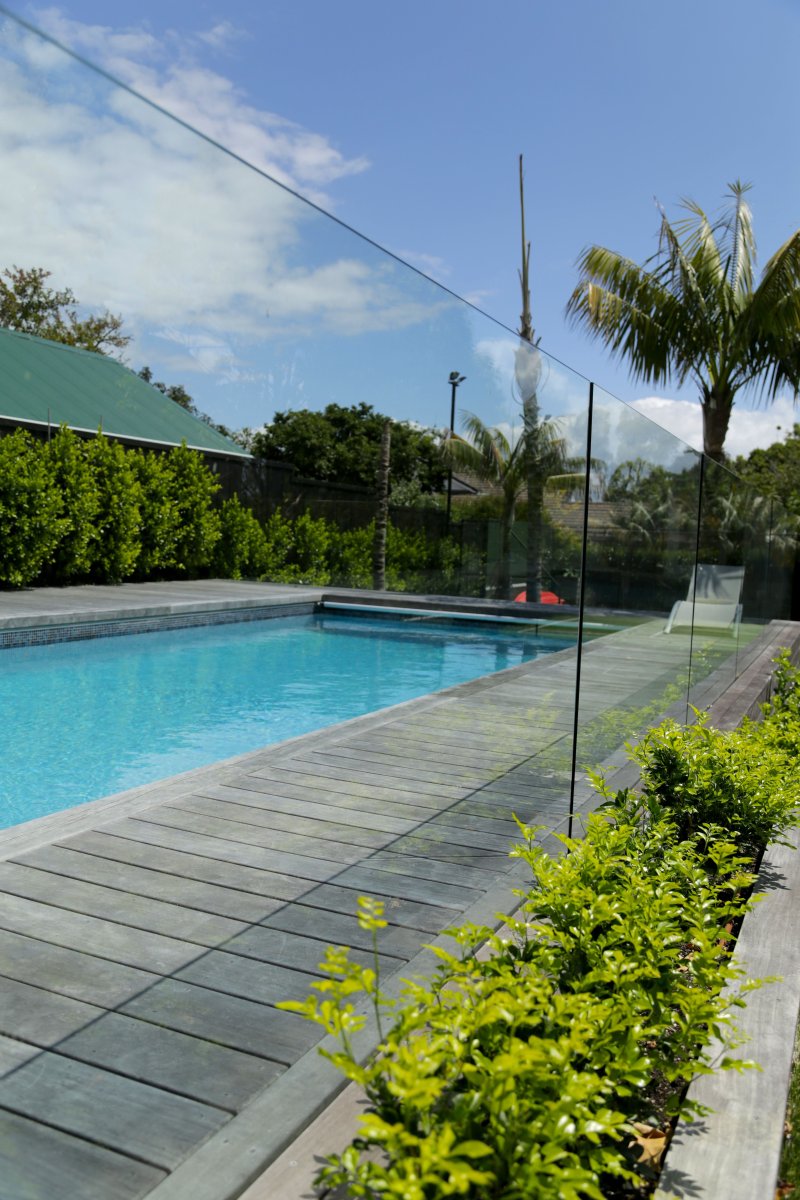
<box><xmin>765</xmin><ymin>494</ymin><xmax>797</xmax><ymax>628</ymax></box>
<box><xmin>570</xmin><ymin>386</ymin><xmax>702</xmax><ymax>822</ymax></box>
<box><xmin>0</xmin><ymin>11</ymin><xmax>593</xmax><ymax>831</ymax></box>
<box><xmin>0</xmin><ymin>12</ymin><xmax>594</xmax><ymax>606</ymax></box>
<box><xmin>689</xmin><ymin>455</ymin><xmax>747</xmax><ymax>702</ymax></box>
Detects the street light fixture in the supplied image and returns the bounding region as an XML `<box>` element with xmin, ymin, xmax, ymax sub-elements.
<box><xmin>446</xmin><ymin>371</ymin><xmax>466</xmax><ymax>530</ymax></box>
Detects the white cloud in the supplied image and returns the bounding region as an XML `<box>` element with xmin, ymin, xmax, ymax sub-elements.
<box><xmin>631</xmin><ymin>394</ymin><xmax>795</xmax><ymax>458</ymax></box>
<box><xmin>0</xmin><ymin>14</ymin><xmax>451</xmax><ymax>395</ymax></box>
<box><xmin>32</xmin><ymin>7</ymin><xmax>369</xmax><ymax>197</ymax></box>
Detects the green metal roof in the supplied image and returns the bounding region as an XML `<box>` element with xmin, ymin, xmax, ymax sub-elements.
<box><xmin>0</xmin><ymin>326</ymin><xmax>249</xmax><ymax>458</ymax></box>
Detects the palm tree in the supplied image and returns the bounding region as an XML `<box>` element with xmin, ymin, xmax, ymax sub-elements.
<box><xmin>444</xmin><ymin>413</ymin><xmax>575</xmax><ymax>599</ymax></box>
<box><xmin>566</xmin><ymin>182</ymin><xmax>800</xmax><ymax>462</ymax></box>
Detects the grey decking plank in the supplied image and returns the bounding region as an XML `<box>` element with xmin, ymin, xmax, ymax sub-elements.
<box><xmin>0</xmin><ymin>978</ymin><xmax>283</xmax><ymax>1110</ymax></box>
<box><xmin>0</xmin><ymin>974</ymin><xmax>102</xmax><ymax>1047</ymax></box>
<box><xmin>174</xmin><ymin>951</ymin><xmax>322</xmax><ymax>1007</ymax></box>
<box><xmin>405</xmin><ymin>819</ymin><xmax>516</xmax><ymax>853</ymax></box>
<box><xmin>0</xmin><ymin>1108</ymin><xmax>166</xmax><ymax>1200</ymax></box>
<box><xmin>365</xmin><ymin>849</ymin><xmax>504</xmax><ymax>890</ymax></box>
<box><xmin>324</xmin><ymin>742</ymin><xmax>508</xmax><ymax>779</ymax></box>
<box><xmin>222</xmin><ymin>925</ymin><xmax>402</xmax><ymax>974</ymax></box>
<box><xmin>237</xmin><ymin>773</ymin><xmax>435</xmax><ymax>821</ymax></box>
<box><xmin>60</xmin><ymin>831</ymin><xmax>315</xmax><ymax>905</ymax></box>
<box><xmin>426</xmin><ymin>810</ymin><xmax>525</xmax><ymax>839</ymax></box>
<box><xmin>390</xmin><ymin>836</ymin><xmax>512</xmax><ymax>869</ymax></box>
<box><xmin>0</xmin><ymin>927</ymin><xmax>157</xmax><ymax>1007</ymax></box>
<box><xmin>173</xmin><ymin>793</ymin><xmax>392</xmax><ymax>849</ymax></box>
<box><xmin>299</xmin><ymin>749</ymin><xmax>492</xmax><ymax>788</ymax></box>
<box><xmin>296</xmin><ymin>883</ymin><xmax>455</xmax><ymax>933</ymax></box>
<box><xmin>279</xmin><ymin>758</ymin><xmax>472</xmax><ymax>800</ymax></box>
<box><xmin>0</xmin><ymin>893</ymin><xmax>206</xmax><ymax>976</ymax></box>
<box><xmin>60</xmin><ymin>1011</ymin><xmax>285</xmax><ymax>1110</ymax></box>
<box><xmin>209</xmin><ymin>778</ymin><xmax>420</xmax><ymax>830</ymax></box>
<box><xmin>0</xmin><ymin>861</ymin><xmax>247</xmax><ymax>947</ymax></box>
<box><xmin>332</xmin><ymin>865</ymin><xmax>482</xmax><ymax>910</ymax></box>
<box><xmin>249</xmin><ymin>765</ymin><xmax>461</xmax><ymax>806</ymax></box>
<box><xmin>105</xmin><ymin>819</ymin><xmax>340</xmax><ymax>883</ymax></box>
<box><xmin>136</xmin><ymin>806</ymin><xmax>370</xmax><ymax>866</ymax></box>
<box><xmin>0</xmin><ymin>1040</ymin><xmax>229</xmax><ymax>1170</ymax></box>
<box><xmin>119</xmin><ymin>978</ymin><xmax>320</xmax><ymax>1063</ymax></box>
<box><xmin>261</xmin><ymin>905</ymin><xmax>428</xmax><ymax>959</ymax></box>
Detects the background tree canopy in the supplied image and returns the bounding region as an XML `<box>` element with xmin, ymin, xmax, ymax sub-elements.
<box><xmin>249</xmin><ymin>402</ymin><xmax>446</xmax><ymax>492</ymax></box>
<box><xmin>0</xmin><ymin>266</ymin><xmax>129</xmax><ymax>355</ymax></box>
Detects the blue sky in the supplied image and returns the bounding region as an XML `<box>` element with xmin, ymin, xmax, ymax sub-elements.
<box><xmin>0</xmin><ymin>0</ymin><xmax>798</xmax><ymax>463</ymax></box>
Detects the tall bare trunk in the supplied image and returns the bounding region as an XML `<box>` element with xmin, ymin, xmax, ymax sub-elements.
<box><xmin>372</xmin><ymin>420</ymin><xmax>391</xmax><ymax>590</ymax></box>
<box><xmin>515</xmin><ymin>154</ymin><xmax>544</xmax><ymax>601</ymax></box>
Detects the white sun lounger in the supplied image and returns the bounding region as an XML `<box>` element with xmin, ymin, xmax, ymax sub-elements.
<box><xmin>664</xmin><ymin>564</ymin><xmax>744</xmax><ymax>634</ymax></box>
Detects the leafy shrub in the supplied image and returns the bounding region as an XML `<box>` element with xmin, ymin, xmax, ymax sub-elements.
<box><xmin>163</xmin><ymin>443</ymin><xmax>221</xmax><ymax>575</ymax></box>
<box><xmin>130</xmin><ymin>449</ymin><xmax>183</xmax><ymax>578</ymax></box>
<box><xmin>42</xmin><ymin>426</ymin><xmax>99</xmax><ymax>582</ymax></box>
<box><xmin>0</xmin><ymin>429</ymin><xmax>67</xmax><ymax>586</ymax></box>
<box><xmin>212</xmin><ymin>495</ymin><xmax>270</xmax><ymax>580</ymax></box>
<box><xmin>84</xmin><ymin>434</ymin><xmax>142</xmax><ymax>583</ymax></box>
<box><xmin>630</xmin><ymin>709</ymin><xmax>800</xmax><ymax>850</ymax></box>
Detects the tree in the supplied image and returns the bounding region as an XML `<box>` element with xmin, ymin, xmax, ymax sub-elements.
<box><xmin>137</xmin><ymin>366</ymin><xmax>237</xmax><ymax>441</ymax></box>
<box><xmin>566</xmin><ymin>182</ymin><xmax>800</xmax><ymax>462</ymax></box>
<box><xmin>0</xmin><ymin>266</ymin><xmax>129</xmax><ymax>355</ymax></box>
<box><xmin>515</xmin><ymin>155</ymin><xmax>547</xmax><ymax>602</ymax></box>
<box><xmin>734</xmin><ymin>424</ymin><xmax>800</xmax><ymax>517</ymax></box>
<box><xmin>250</xmin><ymin>403</ymin><xmax>446</xmax><ymax>493</ymax></box>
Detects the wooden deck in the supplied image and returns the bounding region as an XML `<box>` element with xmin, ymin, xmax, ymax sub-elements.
<box><xmin>0</xmin><ymin>589</ymin><xmax>761</xmax><ymax>1200</ymax></box>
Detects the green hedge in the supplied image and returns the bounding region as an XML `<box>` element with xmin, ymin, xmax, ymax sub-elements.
<box><xmin>0</xmin><ymin>427</ymin><xmax>457</xmax><ymax>590</ymax></box>
<box><xmin>281</xmin><ymin>656</ymin><xmax>800</xmax><ymax>1199</ymax></box>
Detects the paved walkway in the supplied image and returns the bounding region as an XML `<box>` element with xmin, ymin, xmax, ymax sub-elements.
<box><xmin>0</xmin><ymin>583</ymin><xmax>757</xmax><ymax>1200</ymax></box>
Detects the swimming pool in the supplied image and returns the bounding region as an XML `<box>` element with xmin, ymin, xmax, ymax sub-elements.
<box><xmin>2</xmin><ymin>610</ymin><xmax>573</xmax><ymax>828</ymax></box>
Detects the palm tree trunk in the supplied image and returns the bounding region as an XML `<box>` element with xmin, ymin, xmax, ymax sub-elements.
<box><xmin>372</xmin><ymin>420</ymin><xmax>391</xmax><ymax>590</ymax></box>
<box><xmin>702</xmin><ymin>388</ymin><xmax>733</xmax><ymax>463</ymax></box>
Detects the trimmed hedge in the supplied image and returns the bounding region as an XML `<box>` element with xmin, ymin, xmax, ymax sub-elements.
<box><xmin>281</xmin><ymin>656</ymin><xmax>800</xmax><ymax>1199</ymax></box>
<box><xmin>0</xmin><ymin>427</ymin><xmax>457</xmax><ymax>590</ymax></box>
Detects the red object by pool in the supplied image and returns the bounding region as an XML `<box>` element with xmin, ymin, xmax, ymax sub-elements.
<box><xmin>514</xmin><ymin>590</ymin><xmax>564</xmax><ymax>605</ymax></box>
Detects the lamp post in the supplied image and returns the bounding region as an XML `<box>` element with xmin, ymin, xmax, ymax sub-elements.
<box><xmin>446</xmin><ymin>371</ymin><xmax>466</xmax><ymax>531</ymax></box>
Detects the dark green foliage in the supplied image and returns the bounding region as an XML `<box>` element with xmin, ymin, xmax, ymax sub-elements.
<box><xmin>84</xmin><ymin>435</ymin><xmax>142</xmax><ymax>583</ymax></box>
<box><xmin>281</xmin><ymin>658</ymin><xmax>800</xmax><ymax>1198</ymax></box>
<box><xmin>250</xmin><ymin>402</ymin><xmax>446</xmax><ymax>493</ymax></box>
<box><xmin>130</xmin><ymin>449</ymin><xmax>183</xmax><ymax>578</ymax></box>
<box><xmin>0</xmin><ymin>429</ymin><xmax>66</xmax><ymax>586</ymax></box>
<box><xmin>42</xmin><ymin>426</ymin><xmax>99</xmax><ymax>582</ymax></box>
<box><xmin>212</xmin><ymin>495</ymin><xmax>270</xmax><ymax>580</ymax></box>
<box><xmin>163</xmin><ymin>443</ymin><xmax>221</xmax><ymax>575</ymax></box>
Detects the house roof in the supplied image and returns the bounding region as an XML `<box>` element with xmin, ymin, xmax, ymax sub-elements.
<box><xmin>0</xmin><ymin>326</ymin><xmax>249</xmax><ymax>459</ymax></box>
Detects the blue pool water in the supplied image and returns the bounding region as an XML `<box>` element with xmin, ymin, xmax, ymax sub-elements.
<box><xmin>1</xmin><ymin>612</ymin><xmax>572</xmax><ymax>828</ymax></box>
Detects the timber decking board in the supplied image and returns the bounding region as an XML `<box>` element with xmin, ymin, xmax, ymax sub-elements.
<box><xmin>0</xmin><ymin>861</ymin><xmax>248</xmax><ymax>946</ymax></box>
<box><xmin>103</xmin><ymin>819</ymin><xmax>343</xmax><ymax>881</ymax></box>
<box><xmin>58</xmin><ymin>831</ymin><xmax>321</xmax><ymax>903</ymax></box>
<box><xmin>198</xmin><ymin>781</ymin><xmax>418</xmax><ymax>833</ymax></box>
<box><xmin>135</xmin><ymin>805</ymin><xmax>372</xmax><ymax>865</ymax></box>
<box><xmin>117</xmin><ymin>978</ymin><xmax>319</xmax><ymax>1062</ymax></box>
<box><xmin>0</xmin><ymin>1040</ymin><xmax>230</xmax><ymax>1170</ymax></box>
<box><xmin>0</xmin><ymin>1108</ymin><xmax>167</xmax><ymax>1200</ymax></box>
<box><xmin>0</xmin><ymin>597</ymin><xmax>758</xmax><ymax>1200</ymax></box>
<box><xmin>171</xmin><ymin>794</ymin><xmax>393</xmax><ymax>848</ymax></box>
<box><xmin>0</xmin><ymin>893</ymin><xmax>212</xmax><ymax>975</ymax></box>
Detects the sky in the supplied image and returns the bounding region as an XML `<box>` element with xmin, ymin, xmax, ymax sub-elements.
<box><xmin>0</xmin><ymin>0</ymin><xmax>798</xmax><ymax>468</ymax></box>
